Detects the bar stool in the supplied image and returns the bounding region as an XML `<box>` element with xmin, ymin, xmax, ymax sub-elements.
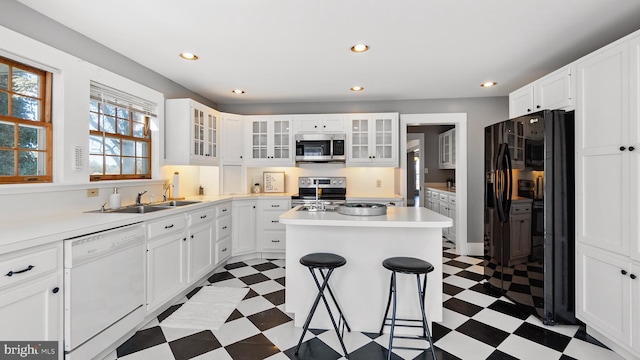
<box><xmin>379</xmin><ymin>256</ymin><xmax>437</xmax><ymax>360</ymax></box>
<box><xmin>294</xmin><ymin>252</ymin><xmax>351</xmax><ymax>358</ymax></box>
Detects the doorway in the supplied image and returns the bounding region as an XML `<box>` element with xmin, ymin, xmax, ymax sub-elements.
<box><xmin>400</xmin><ymin>113</ymin><xmax>468</xmax><ymax>255</ymax></box>
<box><xmin>406</xmin><ymin>133</ymin><xmax>424</xmax><ymax>207</ymax></box>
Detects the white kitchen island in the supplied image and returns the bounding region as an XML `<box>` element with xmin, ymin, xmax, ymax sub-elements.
<box><xmin>280</xmin><ymin>206</ymin><xmax>452</xmax><ymax>334</ymax></box>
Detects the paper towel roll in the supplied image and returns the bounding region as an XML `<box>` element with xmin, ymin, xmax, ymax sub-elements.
<box><xmin>172</xmin><ymin>172</ymin><xmax>180</xmax><ymax>198</ymax></box>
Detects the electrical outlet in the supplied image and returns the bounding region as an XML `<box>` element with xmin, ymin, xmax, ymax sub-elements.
<box><xmin>376</xmin><ymin>179</ymin><xmax>381</xmax><ymax>188</ymax></box>
<box><xmin>87</xmin><ymin>188</ymin><xmax>98</xmax><ymax>197</ymax></box>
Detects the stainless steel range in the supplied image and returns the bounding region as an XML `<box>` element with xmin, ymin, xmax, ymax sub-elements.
<box><xmin>291</xmin><ymin>176</ymin><xmax>346</xmax><ymax>211</ymax></box>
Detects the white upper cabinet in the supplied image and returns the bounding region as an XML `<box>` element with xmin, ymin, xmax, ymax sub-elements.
<box><xmin>438</xmin><ymin>128</ymin><xmax>456</xmax><ymax>169</ymax></box>
<box><xmin>293</xmin><ymin>114</ymin><xmax>346</xmax><ymax>133</ymax></box>
<box><xmin>165</xmin><ymin>99</ymin><xmax>219</xmax><ymax>166</ymax></box>
<box><xmin>509</xmin><ymin>65</ymin><xmax>574</xmax><ymax>118</ymax></box>
<box><xmin>347</xmin><ymin>113</ymin><xmax>398</xmax><ymax>167</ymax></box>
<box><xmin>221</xmin><ymin>112</ymin><xmax>245</xmax><ymax>164</ymax></box>
<box><xmin>244</xmin><ymin>115</ymin><xmax>294</xmax><ymax>166</ymax></box>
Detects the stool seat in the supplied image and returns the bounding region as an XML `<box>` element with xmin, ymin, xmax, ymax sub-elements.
<box><xmin>382</xmin><ymin>257</ymin><xmax>434</xmax><ymax>274</ymax></box>
<box><xmin>300</xmin><ymin>253</ymin><xmax>346</xmax><ymax>268</ymax></box>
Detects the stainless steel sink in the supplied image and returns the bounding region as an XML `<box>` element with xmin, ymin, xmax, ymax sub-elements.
<box><xmin>106</xmin><ymin>205</ymin><xmax>168</xmax><ymax>214</ymax></box>
<box><xmin>156</xmin><ymin>200</ymin><xmax>201</xmax><ymax>207</ymax></box>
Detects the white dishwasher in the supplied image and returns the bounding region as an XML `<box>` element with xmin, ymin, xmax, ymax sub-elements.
<box><xmin>64</xmin><ymin>223</ymin><xmax>145</xmax><ymax>360</ymax></box>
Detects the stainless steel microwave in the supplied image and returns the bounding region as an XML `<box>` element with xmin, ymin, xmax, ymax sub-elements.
<box><xmin>295</xmin><ymin>133</ymin><xmax>346</xmax><ymax>162</ymax></box>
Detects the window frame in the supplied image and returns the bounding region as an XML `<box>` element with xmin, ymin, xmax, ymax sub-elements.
<box><xmin>0</xmin><ymin>55</ymin><xmax>53</xmax><ymax>184</ymax></box>
<box><xmin>89</xmin><ymin>82</ymin><xmax>155</xmax><ymax>182</ymax></box>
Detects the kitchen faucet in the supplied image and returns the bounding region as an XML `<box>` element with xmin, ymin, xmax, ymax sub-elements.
<box><xmin>136</xmin><ymin>190</ymin><xmax>148</xmax><ymax>205</ymax></box>
<box><xmin>310</xmin><ymin>180</ymin><xmax>325</xmax><ymax>211</ymax></box>
<box><xmin>163</xmin><ymin>183</ymin><xmax>171</xmax><ymax>201</ymax></box>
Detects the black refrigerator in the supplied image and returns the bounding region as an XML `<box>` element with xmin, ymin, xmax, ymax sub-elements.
<box><xmin>484</xmin><ymin>109</ymin><xmax>576</xmax><ymax>325</ymax></box>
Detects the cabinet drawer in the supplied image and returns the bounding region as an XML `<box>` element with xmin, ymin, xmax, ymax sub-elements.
<box><xmin>216</xmin><ymin>202</ymin><xmax>231</xmax><ymax>218</ymax></box>
<box><xmin>431</xmin><ymin>191</ymin><xmax>439</xmax><ymax>199</ymax></box>
<box><xmin>216</xmin><ymin>216</ymin><xmax>231</xmax><ymax>239</ymax></box>
<box><xmin>148</xmin><ymin>215</ymin><xmax>187</xmax><ymax>239</ymax></box>
<box><xmin>189</xmin><ymin>207</ymin><xmax>216</xmax><ymax>227</ymax></box>
<box><xmin>0</xmin><ymin>244</ymin><xmax>60</xmax><ymax>289</ymax></box>
<box><xmin>215</xmin><ymin>237</ymin><xmax>231</xmax><ymax>264</ymax></box>
<box><xmin>448</xmin><ymin>196</ymin><xmax>456</xmax><ymax>204</ymax></box>
<box><xmin>439</xmin><ymin>193</ymin><xmax>449</xmax><ymax>201</ymax></box>
<box><xmin>511</xmin><ymin>203</ymin><xmax>532</xmax><ymax>214</ymax></box>
<box><xmin>262</xmin><ymin>230</ymin><xmax>286</xmax><ymax>251</ymax></box>
<box><xmin>262</xmin><ymin>211</ymin><xmax>285</xmax><ymax>230</ymax></box>
<box><xmin>262</xmin><ymin>199</ymin><xmax>290</xmax><ymax>210</ymax></box>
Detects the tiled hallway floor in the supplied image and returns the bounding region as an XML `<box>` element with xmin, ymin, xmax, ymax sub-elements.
<box><xmin>115</xmin><ymin>247</ymin><xmax>623</xmax><ymax>360</ymax></box>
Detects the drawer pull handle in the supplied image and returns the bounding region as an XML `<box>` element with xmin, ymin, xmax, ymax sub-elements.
<box><xmin>200</xmin><ymin>215</ymin><xmax>207</xmax><ymax>219</ymax></box>
<box><xmin>222</xmin><ymin>226</ymin><xmax>228</xmax><ymax>230</ymax></box>
<box><xmin>165</xmin><ymin>224</ymin><xmax>174</xmax><ymax>229</ymax></box>
<box><xmin>631</xmin><ymin>274</ymin><xmax>637</xmax><ymax>280</ymax></box>
<box><xmin>52</xmin><ymin>287</ymin><xmax>59</xmax><ymax>294</ymax></box>
<box><xmin>271</xmin><ymin>240</ymin><xmax>280</xmax><ymax>243</ymax></box>
<box><xmin>621</xmin><ymin>270</ymin><xmax>628</xmax><ymax>275</ymax></box>
<box><xmin>620</xmin><ymin>146</ymin><xmax>626</xmax><ymax>151</ymax></box>
<box><xmin>222</xmin><ymin>248</ymin><xmax>227</xmax><ymax>252</ymax></box>
<box><xmin>6</xmin><ymin>265</ymin><xmax>35</xmax><ymax>277</ymax></box>
<box><xmin>271</xmin><ymin>205</ymin><xmax>280</xmax><ymax>208</ymax></box>
<box><xmin>271</xmin><ymin>220</ymin><xmax>279</xmax><ymax>223</ymax></box>
<box><xmin>222</xmin><ymin>209</ymin><xmax>228</xmax><ymax>212</ymax></box>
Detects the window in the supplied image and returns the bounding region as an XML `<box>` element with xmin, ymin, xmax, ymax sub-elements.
<box><xmin>89</xmin><ymin>82</ymin><xmax>156</xmax><ymax>181</ymax></box>
<box><xmin>0</xmin><ymin>56</ymin><xmax>52</xmax><ymax>183</ymax></box>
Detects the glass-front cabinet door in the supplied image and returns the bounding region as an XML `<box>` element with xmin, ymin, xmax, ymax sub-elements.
<box><xmin>192</xmin><ymin>107</ymin><xmax>217</xmax><ymax>160</ymax></box>
<box><xmin>246</xmin><ymin>116</ymin><xmax>293</xmax><ymax>166</ymax></box>
<box><xmin>347</xmin><ymin>113</ymin><xmax>398</xmax><ymax>167</ymax></box>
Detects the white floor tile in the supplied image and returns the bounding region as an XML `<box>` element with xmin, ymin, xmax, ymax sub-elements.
<box><xmin>262</xmin><ymin>321</ymin><xmax>314</xmax><ymax>352</ymax></box>
<box><xmin>159</xmin><ymin>326</ymin><xmax>204</xmax><ymax>342</ymax></box>
<box><xmin>212</xmin><ymin>317</ymin><xmax>260</xmax><ymax>346</ymax></box>
<box><xmin>524</xmin><ymin>315</ymin><xmax>580</xmax><ymax>338</ymax></box>
<box><xmin>497</xmin><ymin>334</ymin><xmax>563</xmax><ymax>360</ymax></box>
<box><xmin>455</xmin><ymin>256</ymin><xmax>483</xmax><ymax>265</ymax></box>
<box><xmin>244</xmin><ymin>258</ymin><xmax>270</xmax><ymax>266</ymax></box>
<box><xmin>118</xmin><ymin>343</ymin><xmax>174</xmax><ymax>360</ymax></box>
<box><xmin>271</xmin><ymin>259</ymin><xmax>286</xmax><ymax>267</ymax></box>
<box><xmin>210</xmin><ymin>278</ymin><xmax>247</xmax><ymax>288</ymax></box>
<box><xmin>375</xmin><ymin>333</ymin><xmax>428</xmax><ymax>360</ymax></box>
<box><xmin>190</xmin><ymin>347</ymin><xmax>233</xmax><ymax>360</ymax></box>
<box><xmin>442</xmin><ymin>264</ymin><xmax>463</xmax><ymax>275</ymax></box>
<box><xmin>236</xmin><ymin>295</ymin><xmax>276</xmax><ymax>316</ymax></box>
<box><xmin>471</xmin><ymin>308</ymin><xmax>525</xmax><ymax>333</ymax></box>
<box><xmin>435</xmin><ymin>331</ymin><xmax>495</xmax><ymax>360</ymax></box>
<box><xmin>264</xmin><ymin>352</ymin><xmax>293</xmax><ymax>360</ymax></box>
<box><xmin>262</xmin><ymin>267</ymin><xmax>286</xmax><ymax>279</ymax></box>
<box><xmin>467</xmin><ymin>264</ymin><xmax>484</xmax><ymax>275</ymax></box>
<box><xmin>442</xmin><ymin>293</ymin><xmax>452</xmax><ymax>303</ymax></box>
<box><xmin>227</xmin><ymin>266</ymin><xmax>259</xmax><ymax>278</ymax></box>
<box><xmin>317</xmin><ymin>328</ymin><xmax>372</xmax><ymax>354</ymax></box>
<box><xmin>454</xmin><ymin>289</ymin><xmax>497</xmax><ymax>308</ymax></box>
<box><xmin>443</xmin><ymin>274</ymin><xmax>477</xmax><ymax>289</ymax></box>
<box><xmin>439</xmin><ymin>308</ymin><xmax>470</xmax><ymax>330</ymax></box>
<box><xmin>250</xmin><ymin>279</ymin><xmax>285</xmax><ymax>295</ymax></box>
<box><xmin>563</xmin><ymin>338</ymin><xmax>625</xmax><ymax>360</ymax></box>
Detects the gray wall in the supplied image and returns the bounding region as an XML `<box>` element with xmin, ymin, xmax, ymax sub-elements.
<box><xmin>0</xmin><ymin>0</ymin><xmax>217</xmax><ymax>109</ymax></box>
<box><xmin>220</xmin><ymin>97</ymin><xmax>508</xmax><ymax>246</ymax></box>
<box><xmin>409</xmin><ymin>125</ymin><xmax>455</xmax><ymax>183</ymax></box>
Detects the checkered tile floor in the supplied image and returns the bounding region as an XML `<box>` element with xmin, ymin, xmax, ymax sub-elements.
<box><xmin>114</xmin><ymin>247</ymin><xmax>624</xmax><ymax>360</ymax></box>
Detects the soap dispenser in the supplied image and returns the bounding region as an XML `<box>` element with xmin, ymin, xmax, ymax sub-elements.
<box><xmin>110</xmin><ymin>187</ymin><xmax>122</xmax><ymax>209</ymax></box>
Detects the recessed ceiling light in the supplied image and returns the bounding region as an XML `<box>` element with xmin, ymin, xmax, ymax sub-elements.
<box><xmin>481</xmin><ymin>81</ymin><xmax>497</xmax><ymax>88</ymax></box>
<box><xmin>232</xmin><ymin>89</ymin><xmax>245</xmax><ymax>94</ymax></box>
<box><xmin>350</xmin><ymin>86</ymin><xmax>364</xmax><ymax>92</ymax></box>
<box><xmin>351</xmin><ymin>44</ymin><xmax>369</xmax><ymax>53</ymax></box>
<box><xmin>180</xmin><ymin>52</ymin><xmax>198</xmax><ymax>60</ymax></box>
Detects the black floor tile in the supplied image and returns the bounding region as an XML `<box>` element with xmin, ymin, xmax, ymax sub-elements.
<box><xmin>416</xmin><ymin>347</ymin><xmax>462</xmax><ymax>360</ymax></box>
<box><xmin>240</xmin><ymin>273</ymin><xmax>271</xmax><ymax>285</ymax></box>
<box><xmin>225</xmin><ymin>333</ymin><xmax>280</xmax><ymax>360</ymax></box>
<box><xmin>468</xmin><ymin>283</ymin><xmax>501</xmax><ymax>298</ymax></box>
<box><xmin>574</xmin><ymin>326</ymin><xmax>609</xmax><ymax>348</ymax></box>
<box><xmin>225</xmin><ymin>261</ymin><xmax>248</xmax><ymax>270</ymax></box>
<box><xmin>247</xmin><ymin>307</ymin><xmax>292</xmax><ymax>331</ymax></box>
<box><xmin>443</xmin><ymin>252</ymin><xmax>458</xmax><ymax>259</ymax></box>
<box><xmin>157</xmin><ymin>304</ymin><xmax>181</xmax><ymax>323</ymax></box>
<box><xmin>168</xmin><ymin>330</ymin><xmax>221</xmax><ymax>360</ymax></box>
<box><xmin>443</xmin><ymin>298</ymin><xmax>483</xmax><ymax>317</ymax></box>
<box><xmin>348</xmin><ymin>341</ymin><xmax>403</xmax><ymax>360</ymax></box>
<box><xmin>456</xmin><ymin>319</ymin><xmax>510</xmax><ymax>347</ymax></box>
<box><xmin>444</xmin><ymin>260</ymin><xmax>472</xmax><ymax>269</ymax></box>
<box><xmin>560</xmin><ymin>355</ymin><xmax>578</xmax><ymax>360</ymax></box>
<box><xmin>226</xmin><ymin>309</ymin><xmax>244</xmax><ymax>323</ymax></box>
<box><xmin>443</xmin><ymin>283</ymin><xmax>465</xmax><ymax>296</ymax></box>
<box><xmin>116</xmin><ymin>326</ymin><xmax>167</xmax><ymax>357</ymax></box>
<box><xmin>207</xmin><ymin>271</ymin><xmax>235</xmax><ymax>283</ymax></box>
<box><xmin>513</xmin><ymin>322</ymin><xmax>572</xmax><ymax>352</ymax></box>
<box><xmin>456</xmin><ymin>270</ymin><xmax>485</xmax><ymax>282</ymax></box>
<box><xmin>284</xmin><ymin>337</ymin><xmax>342</xmax><ymax>359</ymax></box>
<box><xmin>275</xmin><ymin>276</ymin><xmax>286</xmax><ymax>286</ymax></box>
<box><xmin>244</xmin><ymin>288</ymin><xmax>260</xmax><ymax>300</ymax></box>
<box><xmin>263</xmin><ymin>288</ymin><xmax>285</xmax><ymax>306</ymax></box>
<box><xmin>362</xmin><ymin>331</ymin><xmax>382</xmax><ymax>340</ymax></box>
<box><xmin>432</xmin><ymin>322</ymin><xmax>452</xmax><ymax>342</ymax></box>
<box><xmin>253</xmin><ymin>262</ymin><xmax>279</xmax><ymax>271</ymax></box>
<box><xmin>487</xmin><ymin>300</ymin><xmax>532</xmax><ymax>320</ymax></box>
<box><xmin>486</xmin><ymin>349</ymin><xmax>520</xmax><ymax>360</ymax></box>
<box><xmin>185</xmin><ymin>286</ymin><xmax>202</xmax><ymax>299</ymax></box>
<box><xmin>309</xmin><ymin>328</ymin><xmax>327</xmax><ymax>336</ymax></box>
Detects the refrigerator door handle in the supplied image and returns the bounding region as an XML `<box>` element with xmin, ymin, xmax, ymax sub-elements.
<box><xmin>504</xmin><ymin>145</ymin><xmax>513</xmax><ymax>217</ymax></box>
<box><xmin>495</xmin><ymin>144</ymin><xmax>506</xmax><ymax>223</ymax></box>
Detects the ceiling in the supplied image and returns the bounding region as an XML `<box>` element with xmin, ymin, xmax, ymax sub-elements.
<box><xmin>17</xmin><ymin>0</ymin><xmax>640</xmax><ymax>105</ymax></box>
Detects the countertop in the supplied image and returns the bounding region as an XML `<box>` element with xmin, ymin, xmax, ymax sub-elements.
<box><xmin>0</xmin><ymin>192</ymin><xmax>405</xmax><ymax>254</ymax></box>
<box><xmin>279</xmin><ymin>206</ymin><xmax>452</xmax><ymax>228</ymax></box>
<box><xmin>426</xmin><ymin>185</ymin><xmax>455</xmax><ymax>193</ymax></box>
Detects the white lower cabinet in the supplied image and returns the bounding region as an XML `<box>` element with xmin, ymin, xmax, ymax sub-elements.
<box><xmin>0</xmin><ymin>242</ymin><xmax>62</xmax><ymax>358</ymax></box>
<box><xmin>258</xmin><ymin>199</ymin><xmax>290</xmax><ymax>252</ymax></box>
<box><xmin>215</xmin><ymin>201</ymin><xmax>232</xmax><ymax>263</ymax></box>
<box><xmin>428</xmin><ymin>188</ymin><xmax>456</xmax><ymax>243</ymax></box>
<box><xmin>146</xmin><ymin>214</ymin><xmax>187</xmax><ymax>312</ymax></box>
<box><xmin>232</xmin><ymin>199</ymin><xmax>257</xmax><ymax>256</ymax></box>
